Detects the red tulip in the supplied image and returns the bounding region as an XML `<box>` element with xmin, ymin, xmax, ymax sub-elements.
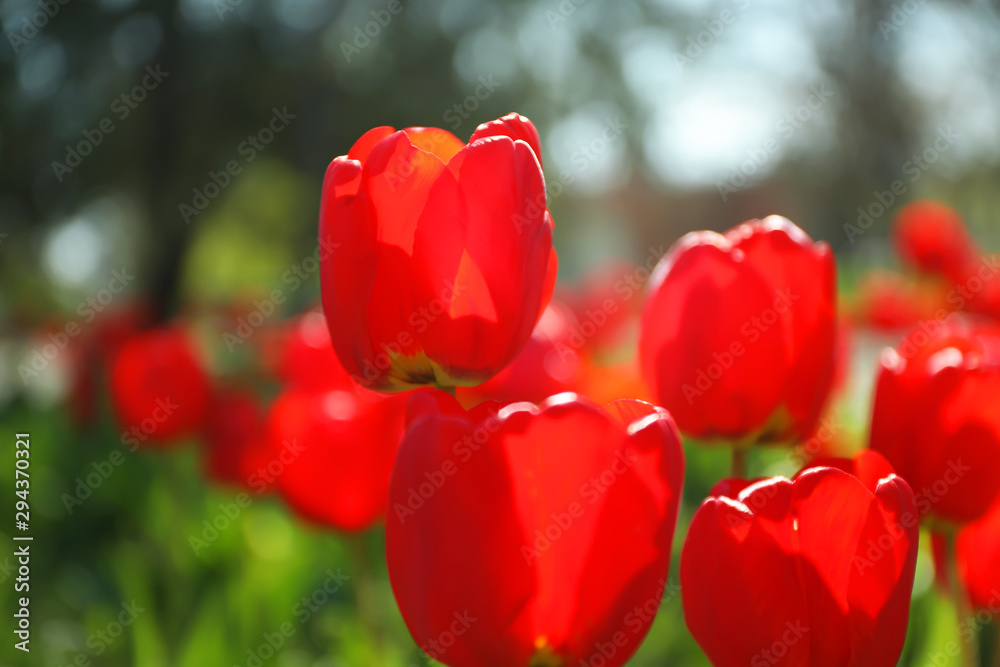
<box><xmin>869</xmin><ymin>320</ymin><xmax>1000</xmax><ymax>524</ymax></box>
<box><xmin>278</xmin><ymin>310</ymin><xmax>355</xmax><ymax>392</ymax></box>
<box><xmin>202</xmin><ymin>390</ymin><xmax>272</xmax><ymax>490</ymax></box>
<box><xmin>266</xmin><ymin>315</ymin><xmax>406</xmax><ymax>531</ymax></box>
<box><xmin>956</xmin><ymin>499</ymin><xmax>1000</xmax><ymax>611</ymax></box>
<box><xmin>266</xmin><ymin>385</ymin><xmax>405</xmax><ymax>531</ymax></box>
<box><xmin>964</xmin><ymin>271</ymin><xmax>1000</xmax><ymax>321</ymax></box>
<box><xmin>893</xmin><ymin>201</ymin><xmax>977</xmax><ymax>283</ymax></box>
<box><xmin>109</xmin><ymin>328</ymin><xmax>210</xmax><ymax>444</ymax></box>
<box><xmin>681</xmin><ymin>457</ymin><xmax>918</xmax><ymax>667</ymax></box>
<box><xmin>929</xmin><ymin>498</ymin><xmax>1000</xmax><ymax>614</ymax></box>
<box><xmin>320</xmin><ymin>113</ymin><xmax>558</xmax><ymax>393</ymax></box>
<box><xmin>386</xmin><ymin>392</ymin><xmax>684</xmax><ymax>667</ymax></box>
<box><xmin>639</xmin><ymin>216</ymin><xmax>836</xmax><ymax>444</ymax></box>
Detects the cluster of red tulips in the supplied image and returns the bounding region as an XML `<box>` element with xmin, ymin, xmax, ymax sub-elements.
<box><xmin>101</xmin><ymin>114</ymin><xmax>1000</xmax><ymax>666</ymax></box>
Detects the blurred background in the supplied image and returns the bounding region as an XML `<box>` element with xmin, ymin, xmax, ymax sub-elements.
<box><xmin>1</xmin><ymin>0</ymin><xmax>1000</xmax><ymax>664</ymax></box>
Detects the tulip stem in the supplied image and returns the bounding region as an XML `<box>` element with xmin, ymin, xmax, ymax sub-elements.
<box><xmin>992</xmin><ymin>630</ymin><xmax>1000</xmax><ymax>667</ymax></box>
<box><xmin>731</xmin><ymin>448</ymin><xmax>747</xmax><ymax>479</ymax></box>
<box><xmin>948</xmin><ymin>531</ymin><xmax>978</xmax><ymax>667</ymax></box>
<box><xmin>347</xmin><ymin>534</ymin><xmax>385</xmax><ymax>665</ymax></box>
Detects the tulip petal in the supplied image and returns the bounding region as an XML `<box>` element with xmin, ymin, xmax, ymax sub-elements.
<box><xmin>684</xmin><ymin>468</ymin><xmax>918</xmax><ymax>667</ymax></box>
<box><xmin>639</xmin><ymin>232</ymin><xmax>789</xmax><ymax>439</ymax></box>
<box><xmin>933</xmin><ymin>371</ymin><xmax>1000</xmax><ymax>522</ymax></box>
<box><xmin>386</xmin><ymin>410</ymin><xmax>537</xmax><ymax>666</ymax></box>
<box><xmin>731</xmin><ymin>216</ymin><xmax>837</xmax><ymax>441</ymax></box>
<box><xmin>894</xmin><ymin>200</ymin><xmax>977</xmax><ymax>282</ymax></box>
<box><xmin>958</xmin><ymin>498</ymin><xmax>1000</xmax><ymax>610</ymax></box>
<box><xmin>603</xmin><ymin>398</ymin><xmax>666</xmax><ymax>427</ymax></box>
<box><xmin>411</xmin><ymin>135</ymin><xmax>552</xmax><ymax>385</ymax></box>
<box><xmin>791</xmin><ymin>468</ymin><xmax>874</xmax><ymax>666</ymax></box>
<box><xmin>847</xmin><ymin>475</ymin><xmax>918</xmax><ymax>666</ymax></box>
<box><xmin>348</xmin><ymin>126</ymin><xmax>396</xmax><ymax>163</ymax></box>
<box><xmin>268</xmin><ymin>388</ymin><xmax>404</xmax><ymax>531</ymax></box>
<box><xmin>361</xmin><ymin>131</ymin><xmax>453</xmax><ymax>387</ymax></box>
<box><xmin>403</xmin><ymin>126</ymin><xmax>465</xmax><ymax>164</ymax></box>
<box><xmin>871</xmin><ymin>323</ymin><xmax>1000</xmax><ymax>524</ymax></box>
<box><xmin>203</xmin><ymin>391</ymin><xmax>267</xmax><ymax>487</ymax></box>
<box><xmin>323</xmin><ymin>116</ymin><xmax>555</xmax><ymax>392</ymax></box>
<box><xmin>110</xmin><ymin>328</ymin><xmax>210</xmax><ymax>442</ymax></box>
<box><xmin>319</xmin><ymin>157</ymin><xmax>381</xmax><ymax>385</ymax></box>
<box><xmin>539</xmin><ymin>240</ymin><xmax>559</xmax><ymax>323</ymax></box>
<box><xmin>469</xmin><ymin>112</ymin><xmax>544</xmax><ymax>167</ymax></box>
<box><xmin>499</xmin><ymin>400</ymin><xmax>625</xmax><ymax>650</ymax></box>
<box><xmin>850</xmin><ymin>450</ymin><xmax>898</xmax><ymax>494</ymax></box>
<box><xmin>388</xmin><ymin>395</ymin><xmax>684</xmax><ymax>667</ymax></box>
<box><xmin>565</xmin><ymin>408</ymin><xmax>684</xmax><ymax>665</ymax></box>
<box><xmin>682</xmin><ymin>478</ymin><xmax>812</xmax><ymax>667</ymax></box>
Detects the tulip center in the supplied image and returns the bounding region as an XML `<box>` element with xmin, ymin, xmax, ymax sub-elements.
<box><xmin>529</xmin><ymin>639</ymin><xmax>562</xmax><ymax>666</ymax></box>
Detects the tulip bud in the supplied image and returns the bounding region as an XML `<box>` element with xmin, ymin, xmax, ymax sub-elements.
<box><xmin>265</xmin><ymin>316</ymin><xmax>407</xmax><ymax>531</ymax></box>
<box><xmin>319</xmin><ymin>113</ymin><xmax>558</xmax><ymax>393</ymax></box>
<box><xmin>681</xmin><ymin>452</ymin><xmax>918</xmax><ymax>667</ymax></box>
<box><xmin>386</xmin><ymin>392</ymin><xmax>684</xmax><ymax>667</ymax></box>
<box><xmin>639</xmin><ymin>216</ymin><xmax>836</xmax><ymax>445</ymax></box>
<box><xmin>870</xmin><ymin>320</ymin><xmax>1000</xmax><ymax>525</ymax></box>
<box><xmin>956</xmin><ymin>499</ymin><xmax>1000</xmax><ymax>611</ymax></box>
<box><xmin>202</xmin><ymin>389</ymin><xmax>269</xmax><ymax>490</ymax></box>
<box><xmin>893</xmin><ymin>200</ymin><xmax>976</xmax><ymax>283</ymax></box>
<box><xmin>110</xmin><ymin>327</ymin><xmax>210</xmax><ymax>445</ymax></box>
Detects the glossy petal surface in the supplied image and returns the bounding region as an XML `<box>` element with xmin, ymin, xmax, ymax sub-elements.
<box><xmin>386</xmin><ymin>393</ymin><xmax>684</xmax><ymax>666</ymax></box>
<box><xmin>681</xmin><ymin>465</ymin><xmax>918</xmax><ymax>667</ymax></box>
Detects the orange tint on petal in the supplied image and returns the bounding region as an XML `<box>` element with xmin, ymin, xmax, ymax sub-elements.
<box><xmin>364</xmin><ymin>131</ymin><xmax>448</xmax><ymax>253</ymax></box>
<box><xmin>403</xmin><ymin>126</ymin><xmax>465</xmax><ymax>164</ymax></box>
